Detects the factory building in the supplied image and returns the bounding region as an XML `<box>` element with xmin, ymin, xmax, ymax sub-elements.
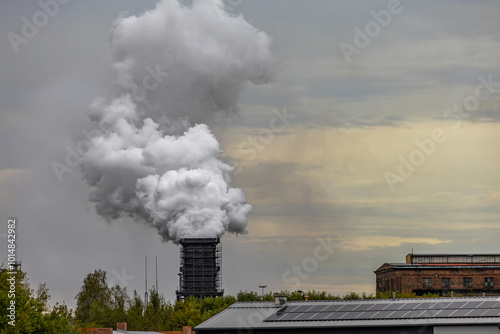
<box><xmin>175</xmin><ymin>238</ymin><xmax>223</xmax><ymax>301</ymax></box>
<box><xmin>375</xmin><ymin>254</ymin><xmax>500</xmax><ymax>296</ymax></box>
<box><xmin>195</xmin><ymin>296</ymin><xmax>500</xmax><ymax>334</ymax></box>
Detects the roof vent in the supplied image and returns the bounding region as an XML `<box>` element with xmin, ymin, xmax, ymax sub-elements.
<box><xmin>274</xmin><ymin>293</ymin><xmax>287</xmax><ymax>307</ymax></box>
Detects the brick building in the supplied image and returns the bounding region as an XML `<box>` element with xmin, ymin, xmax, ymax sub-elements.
<box><xmin>80</xmin><ymin>323</ymin><xmax>195</xmax><ymax>334</ymax></box>
<box><xmin>375</xmin><ymin>253</ymin><xmax>500</xmax><ymax>296</ymax></box>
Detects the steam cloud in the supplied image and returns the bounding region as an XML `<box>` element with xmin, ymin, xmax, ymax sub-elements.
<box><xmin>81</xmin><ymin>0</ymin><xmax>274</xmax><ymax>242</ymax></box>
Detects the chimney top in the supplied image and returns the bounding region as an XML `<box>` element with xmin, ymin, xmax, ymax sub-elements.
<box><xmin>116</xmin><ymin>323</ymin><xmax>127</xmax><ymax>331</ymax></box>
<box><xmin>274</xmin><ymin>293</ymin><xmax>287</xmax><ymax>307</ymax></box>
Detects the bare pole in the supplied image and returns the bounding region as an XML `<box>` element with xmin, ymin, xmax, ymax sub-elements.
<box><xmin>145</xmin><ymin>256</ymin><xmax>148</xmax><ymax>305</ymax></box>
<box><xmin>259</xmin><ymin>285</ymin><xmax>267</xmax><ymax>299</ymax></box>
<box><xmin>156</xmin><ymin>255</ymin><xmax>158</xmax><ymax>293</ymax></box>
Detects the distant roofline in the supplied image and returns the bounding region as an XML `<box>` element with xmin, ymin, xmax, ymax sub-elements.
<box><xmin>375</xmin><ymin>262</ymin><xmax>500</xmax><ymax>273</ymax></box>
<box><xmin>389</xmin><ymin>262</ymin><xmax>500</xmax><ymax>266</ymax></box>
<box><xmin>408</xmin><ymin>253</ymin><xmax>500</xmax><ymax>256</ymax></box>
<box><xmin>179</xmin><ymin>237</ymin><xmax>220</xmax><ymax>244</ymax></box>
<box><xmin>227</xmin><ymin>296</ymin><xmax>500</xmax><ymax>304</ymax></box>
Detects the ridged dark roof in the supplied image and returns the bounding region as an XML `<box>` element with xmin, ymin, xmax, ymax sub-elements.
<box><xmin>195</xmin><ymin>297</ymin><xmax>500</xmax><ymax>330</ymax></box>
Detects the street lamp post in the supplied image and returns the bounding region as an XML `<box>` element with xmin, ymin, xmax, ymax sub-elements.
<box><xmin>258</xmin><ymin>285</ymin><xmax>267</xmax><ymax>299</ymax></box>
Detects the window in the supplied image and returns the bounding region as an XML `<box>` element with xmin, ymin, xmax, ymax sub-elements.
<box><xmin>422</xmin><ymin>278</ymin><xmax>432</xmax><ymax>288</ymax></box>
<box><xmin>485</xmin><ymin>277</ymin><xmax>494</xmax><ymax>288</ymax></box>
<box><xmin>442</xmin><ymin>278</ymin><xmax>451</xmax><ymax>289</ymax></box>
<box><xmin>463</xmin><ymin>277</ymin><xmax>472</xmax><ymax>288</ymax></box>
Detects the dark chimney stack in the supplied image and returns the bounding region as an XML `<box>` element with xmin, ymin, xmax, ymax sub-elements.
<box><xmin>176</xmin><ymin>238</ymin><xmax>223</xmax><ymax>300</ymax></box>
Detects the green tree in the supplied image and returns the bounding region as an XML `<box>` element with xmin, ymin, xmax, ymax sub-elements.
<box><xmin>143</xmin><ymin>288</ymin><xmax>173</xmax><ymax>331</ymax></box>
<box><xmin>43</xmin><ymin>303</ymin><xmax>81</xmax><ymax>334</ymax></box>
<box><xmin>167</xmin><ymin>297</ymin><xmax>202</xmax><ymax>330</ymax></box>
<box><xmin>74</xmin><ymin>269</ymin><xmax>134</xmax><ymax>329</ymax></box>
<box><xmin>286</xmin><ymin>290</ymin><xmax>304</xmax><ymax>301</ymax></box>
<box><xmin>376</xmin><ymin>291</ymin><xmax>418</xmax><ymax>298</ymax></box>
<box><xmin>126</xmin><ymin>291</ymin><xmax>145</xmax><ymax>330</ymax></box>
<box><xmin>108</xmin><ymin>284</ymin><xmax>129</xmax><ymax>327</ymax></box>
<box><xmin>236</xmin><ymin>290</ymin><xmax>261</xmax><ymax>301</ymax></box>
<box><xmin>201</xmin><ymin>296</ymin><xmax>236</xmax><ymax>321</ymax></box>
<box><xmin>110</xmin><ymin>285</ymin><xmax>129</xmax><ymax>311</ymax></box>
<box><xmin>342</xmin><ymin>292</ymin><xmax>362</xmax><ymax>300</ymax></box>
<box><xmin>75</xmin><ymin>269</ymin><xmax>111</xmax><ymax>325</ymax></box>
<box><xmin>0</xmin><ymin>268</ymin><xmax>80</xmax><ymax>334</ymax></box>
<box><xmin>261</xmin><ymin>292</ymin><xmax>275</xmax><ymax>301</ymax></box>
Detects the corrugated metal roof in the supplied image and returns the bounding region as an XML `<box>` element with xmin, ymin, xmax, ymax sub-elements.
<box><xmin>195</xmin><ymin>297</ymin><xmax>500</xmax><ymax>330</ymax></box>
<box><xmin>229</xmin><ymin>301</ymin><xmax>278</xmax><ymax>308</ymax></box>
<box><xmin>195</xmin><ymin>306</ymin><xmax>278</xmax><ymax>329</ymax></box>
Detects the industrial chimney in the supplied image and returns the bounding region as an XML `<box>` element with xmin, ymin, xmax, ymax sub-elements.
<box><xmin>176</xmin><ymin>238</ymin><xmax>223</xmax><ymax>300</ymax></box>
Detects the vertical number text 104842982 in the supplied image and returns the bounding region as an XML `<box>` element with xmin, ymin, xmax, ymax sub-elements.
<box><xmin>6</xmin><ymin>218</ymin><xmax>17</xmax><ymax>327</ymax></box>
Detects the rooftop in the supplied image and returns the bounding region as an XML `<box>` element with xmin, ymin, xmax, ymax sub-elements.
<box><xmin>409</xmin><ymin>253</ymin><xmax>500</xmax><ymax>256</ymax></box>
<box><xmin>195</xmin><ymin>297</ymin><xmax>500</xmax><ymax>330</ymax></box>
<box><xmin>375</xmin><ymin>262</ymin><xmax>500</xmax><ymax>273</ymax></box>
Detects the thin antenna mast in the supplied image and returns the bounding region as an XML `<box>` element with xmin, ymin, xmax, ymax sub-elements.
<box><xmin>156</xmin><ymin>255</ymin><xmax>158</xmax><ymax>293</ymax></box>
<box><xmin>145</xmin><ymin>255</ymin><xmax>148</xmax><ymax>305</ymax></box>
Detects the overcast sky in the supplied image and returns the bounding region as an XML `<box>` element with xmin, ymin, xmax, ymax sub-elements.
<box><xmin>1</xmin><ymin>0</ymin><xmax>500</xmax><ymax>310</ymax></box>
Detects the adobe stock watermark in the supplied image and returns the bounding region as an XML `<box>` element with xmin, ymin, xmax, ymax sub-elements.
<box><xmin>384</xmin><ymin>74</ymin><xmax>499</xmax><ymax>192</ymax></box>
<box><xmin>281</xmin><ymin>236</ymin><xmax>339</xmax><ymax>291</ymax></box>
<box><xmin>339</xmin><ymin>0</ymin><xmax>410</xmax><ymax>64</ymax></box>
<box><xmin>233</xmin><ymin>107</ymin><xmax>295</xmax><ymax>175</ymax></box>
<box><xmin>51</xmin><ymin>64</ymin><xmax>169</xmax><ymax>183</ymax></box>
<box><xmin>107</xmin><ymin>267</ymin><xmax>135</xmax><ymax>289</ymax></box>
<box><xmin>443</xmin><ymin>74</ymin><xmax>499</xmax><ymax>130</ymax></box>
<box><xmin>7</xmin><ymin>0</ymin><xmax>72</xmax><ymax>54</ymax></box>
<box><xmin>234</xmin><ymin>303</ymin><xmax>277</xmax><ymax>334</ymax></box>
<box><xmin>6</xmin><ymin>218</ymin><xmax>17</xmax><ymax>327</ymax></box>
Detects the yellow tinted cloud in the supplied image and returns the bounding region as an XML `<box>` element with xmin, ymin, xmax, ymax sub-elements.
<box><xmin>341</xmin><ymin>236</ymin><xmax>451</xmax><ymax>251</ymax></box>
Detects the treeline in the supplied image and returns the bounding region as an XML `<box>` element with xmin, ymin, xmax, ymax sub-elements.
<box><xmin>235</xmin><ymin>289</ymin><xmax>441</xmax><ymax>301</ymax></box>
<box><xmin>0</xmin><ymin>268</ymin><xmax>443</xmax><ymax>333</ymax></box>
<box><xmin>74</xmin><ymin>269</ymin><xmax>236</xmax><ymax>331</ymax></box>
<box><xmin>0</xmin><ymin>269</ymin><xmax>79</xmax><ymax>334</ymax></box>
<box><xmin>73</xmin><ymin>270</ymin><xmax>442</xmax><ymax>331</ymax></box>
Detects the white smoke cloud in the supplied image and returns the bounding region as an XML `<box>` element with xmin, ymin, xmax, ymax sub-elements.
<box><xmin>81</xmin><ymin>0</ymin><xmax>274</xmax><ymax>242</ymax></box>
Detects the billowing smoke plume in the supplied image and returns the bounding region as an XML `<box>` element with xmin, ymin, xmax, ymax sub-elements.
<box><xmin>81</xmin><ymin>0</ymin><xmax>274</xmax><ymax>242</ymax></box>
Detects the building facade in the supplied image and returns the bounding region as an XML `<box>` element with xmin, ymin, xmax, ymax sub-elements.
<box><xmin>375</xmin><ymin>254</ymin><xmax>500</xmax><ymax>296</ymax></box>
